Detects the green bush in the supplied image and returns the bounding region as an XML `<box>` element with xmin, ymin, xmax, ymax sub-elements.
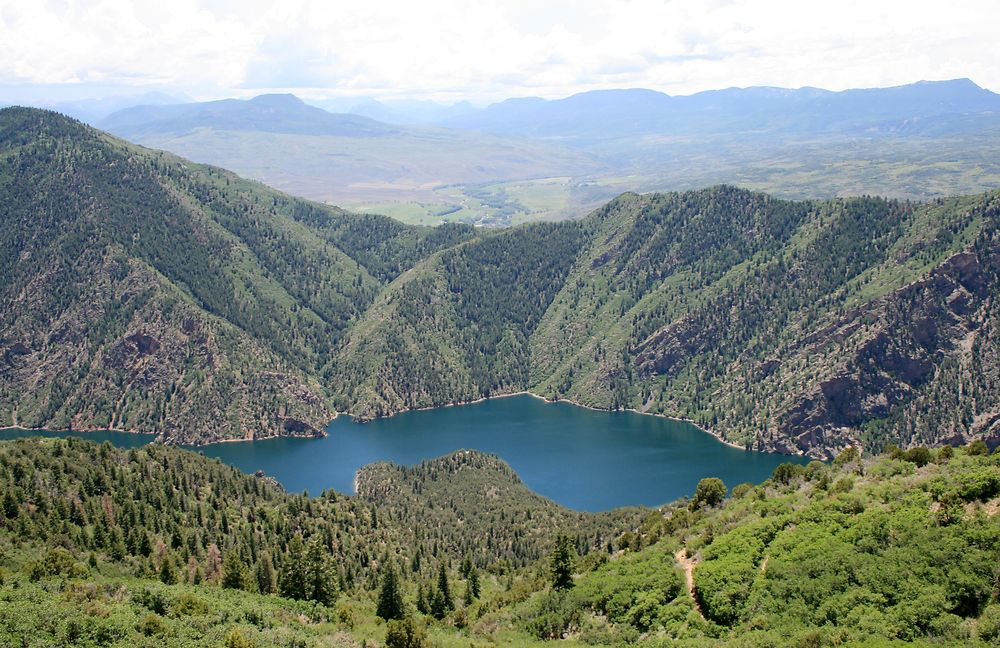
<box><xmin>978</xmin><ymin>605</ymin><xmax>1000</xmax><ymax>642</ymax></box>
<box><xmin>137</xmin><ymin>613</ymin><xmax>168</xmax><ymax>637</ymax></box>
<box><xmin>224</xmin><ymin>628</ymin><xmax>256</xmax><ymax>648</ymax></box>
<box><xmin>522</xmin><ymin>590</ymin><xmax>582</xmax><ymax>639</ymax></box>
<box><xmin>967</xmin><ymin>440</ymin><xmax>989</xmax><ymax>455</ymax></box>
<box><xmin>384</xmin><ymin>617</ymin><xmax>428</xmax><ymax>648</ymax></box>
<box><xmin>771</xmin><ymin>463</ymin><xmax>806</xmax><ymax>486</ymax></box>
<box><xmin>171</xmin><ymin>592</ymin><xmax>210</xmax><ymax>616</ymax></box>
<box><xmin>693</xmin><ymin>478</ymin><xmax>728</xmax><ymax>509</ymax></box>
<box><xmin>903</xmin><ymin>446</ymin><xmax>931</xmax><ymax>467</ymax></box>
<box><xmin>27</xmin><ymin>547</ymin><xmax>87</xmax><ymax>581</ymax></box>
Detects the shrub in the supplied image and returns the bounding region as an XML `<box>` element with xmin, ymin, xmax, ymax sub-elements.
<box><xmin>172</xmin><ymin>593</ymin><xmax>210</xmax><ymax>616</ymax></box>
<box><xmin>967</xmin><ymin>440</ymin><xmax>989</xmax><ymax>456</ymax></box>
<box><xmin>833</xmin><ymin>447</ymin><xmax>859</xmax><ymax>468</ymax></box>
<box><xmin>137</xmin><ymin>613</ymin><xmax>168</xmax><ymax>637</ymax></box>
<box><xmin>731</xmin><ymin>483</ymin><xmax>754</xmax><ymax>499</ymax></box>
<box><xmin>384</xmin><ymin>617</ymin><xmax>428</xmax><ymax>648</ymax></box>
<box><xmin>692</xmin><ymin>478</ymin><xmax>727</xmax><ymax>509</ymax></box>
<box><xmin>903</xmin><ymin>447</ymin><xmax>931</xmax><ymax>467</ymax></box>
<box><xmin>28</xmin><ymin>547</ymin><xmax>86</xmax><ymax>581</ymax></box>
<box><xmin>224</xmin><ymin>628</ymin><xmax>256</xmax><ymax>648</ymax></box>
<box><xmin>133</xmin><ymin>587</ymin><xmax>169</xmax><ymax>615</ymax></box>
<box><xmin>523</xmin><ymin>590</ymin><xmax>582</xmax><ymax>639</ymax></box>
<box><xmin>978</xmin><ymin>605</ymin><xmax>1000</xmax><ymax>642</ymax></box>
<box><xmin>771</xmin><ymin>463</ymin><xmax>805</xmax><ymax>486</ymax></box>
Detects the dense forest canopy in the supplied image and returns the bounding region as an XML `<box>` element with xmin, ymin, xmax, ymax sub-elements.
<box><xmin>1</xmin><ymin>436</ymin><xmax>998</xmax><ymax>646</ymax></box>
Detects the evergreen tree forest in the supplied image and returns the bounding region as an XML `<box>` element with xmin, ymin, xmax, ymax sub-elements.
<box><xmin>2</xmin><ymin>436</ymin><xmax>999</xmax><ymax>646</ymax></box>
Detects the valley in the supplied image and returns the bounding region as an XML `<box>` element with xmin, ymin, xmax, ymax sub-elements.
<box><xmin>6</xmin><ymin>4</ymin><xmax>1000</xmax><ymax>647</ymax></box>
<box><xmin>92</xmin><ymin>80</ymin><xmax>1000</xmax><ymax>226</ymax></box>
<box><xmin>3</xmin><ymin>107</ymin><xmax>1000</xmax><ymax>460</ymax></box>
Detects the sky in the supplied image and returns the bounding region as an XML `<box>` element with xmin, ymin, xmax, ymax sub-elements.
<box><xmin>1</xmin><ymin>0</ymin><xmax>998</xmax><ymax>105</ymax></box>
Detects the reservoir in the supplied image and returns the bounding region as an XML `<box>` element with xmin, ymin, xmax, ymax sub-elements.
<box><xmin>1</xmin><ymin>395</ymin><xmax>808</xmax><ymax>511</ymax></box>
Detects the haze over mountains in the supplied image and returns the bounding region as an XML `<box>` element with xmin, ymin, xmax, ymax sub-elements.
<box><xmin>82</xmin><ymin>78</ymin><xmax>1000</xmax><ymax>225</ymax></box>
<box><xmin>441</xmin><ymin>78</ymin><xmax>1000</xmax><ymax>139</ymax></box>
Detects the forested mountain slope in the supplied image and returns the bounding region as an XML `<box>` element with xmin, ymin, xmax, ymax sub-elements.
<box><xmin>1</xmin><ymin>436</ymin><xmax>997</xmax><ymax>646</ymax></box>
<box><xmin>341</xmin><ymin>186</ymin><xmax>1000</xmax><ymax>457</ymax></box>
<box><xmin>0</xmin><ymin>437</ymin><xmax>642</xmax><ymax>646</ymax></box>
<box><xmin>330</xmin><ymin>222</ymin><xmax>588</xmax><ymax>416</ymax></box>
<box><xmin>4</xmin><ymin>108</ymin><xmax>1000</xmax><ymax>457</ymax></box>
<box><xmin>0</xmin><ymin>107</ymin><xmax>472</xmax><ymax>442</ymax></box>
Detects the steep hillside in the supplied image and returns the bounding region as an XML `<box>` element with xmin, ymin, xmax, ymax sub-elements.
<box><xmin>528</xmin><ymin>188</ymin><xmax>1000</xmax><ymax>457</ymax></box>
<box><xmin>4</xmin><ymin>109</ymin><xmax>1000</xmax><ymax>457</ymax></box>
<box><xmin>0</xmin><ymin>437</ymin><xmax>643</xmax><ymax>647</ymax></box>
<box><xmin>330</xmin><ymin>221</ymin><xmax>587</xmax><ymax>418</ymax></box>
<box><xmin>0</xmin><ymin>108</ymin><xmax>470</xmax><ymax>443</ymax></box>
<box><xmin>342</xmin><ymin>185</ymin><xmax>1000</xmax><ymax>457</ymax></box>
<box><xmin>503</xmin><ymin>443</ymin><xmax>1000</xmax><ymax>646</ymax></box>
<box><xmin>1</xmin><ymin>437</ymin><xmax>997</xmax><ymax>647</ymax></box>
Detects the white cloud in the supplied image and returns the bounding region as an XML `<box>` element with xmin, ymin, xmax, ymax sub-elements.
<box><xmin>0</xmin><ymin>0</ymin><xmax>997</xmax><ymax>102</ymax></box>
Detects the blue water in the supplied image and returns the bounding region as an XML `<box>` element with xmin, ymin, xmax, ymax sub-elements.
<box><xmin>0</xmin><ymin>427</ymin><xmax>157</xmax><ymax>448</ymax></box>
<box><xmin>1</xmin><ymin>396</ymin><xmax>809</xmax><ymax>511</ymax></box>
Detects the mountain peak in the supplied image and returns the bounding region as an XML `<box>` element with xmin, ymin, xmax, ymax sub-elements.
<box><xmin>248</xmin><ymin>93</ymin><xmax>307</xmax><ymax>108</ymax></box>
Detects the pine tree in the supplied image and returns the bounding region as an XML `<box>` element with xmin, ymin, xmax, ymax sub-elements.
<box><xmin>278</xmin><ymin>534</ymin><xmax>308</xmax><ymax>601</ymax></box>
<box><xmin>376</xmin><ymin>564</ymin><xmax>405</xmax><ymax>621</ymax></box>
<box><xmin>468</xmin><ymin>565</ymin><xmax>481</xmax><ymax>599</ymax></box>
<box><xmin>306</xmin><ymin>536</ymin><xmax>336</xmax><ymax>606</ymax></box>
<box><xmin>222</xmin><ymin>550</ymin><xmax>247</xmax><ymax>590</ymax></box>
<box><xmin>430</xmin><ymin>563</ymin><xmax>454</xmax><ymax>619</ymax></box>
<box><xmin>550</xmin><ymin>533</ymin><xmax>575</xmax><ymax>590</ymax></box>
<box><xmin>416</xmin><ymin>583</ymin><xmax>430</xmax><ymax>615</ymax></box>
<box><xmin>437</xmin><ymin>562</ymin><xmax>452</xmax><ymax>606</ymax></box>
<box><xmin>159</xmin><ymin>553</ymin><xmax>176</xmax><ymax>585</ymax></box>
<box><xmin>255</xmin><ymin>551</ymin><xmax>276</xmax><ymax>594</ymax></box>
<box><xmin>459</xmin><ymin>554</ymin><xmax>473</xmax><ymax>580</ymax></box>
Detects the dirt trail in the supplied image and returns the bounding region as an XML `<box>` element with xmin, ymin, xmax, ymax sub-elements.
<box><xmin>674</xmin><ymin>548</ymin><xmax>706</xmax><ymax>619</ymax></box>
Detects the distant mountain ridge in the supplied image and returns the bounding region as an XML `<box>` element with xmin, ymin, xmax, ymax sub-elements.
<box><xmin>102</xmin><ymin>93</ymin><xmax>396</xmax><ymax>137</ymax></box>
<box><xmin>90</xmin><ymin>79</ymin><xmax>1000</xmax><ymax>219</ymax></box>
<box><xmin>442</xmin><ymin>78</ymin><xmax>1000</xmax><ymax>140</ymax></box>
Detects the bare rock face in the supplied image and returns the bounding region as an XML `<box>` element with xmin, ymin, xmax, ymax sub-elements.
<box><xmin>770</xmin><ymin>242</ymin><xmax>999</xmax><ymax>457</ymax></box>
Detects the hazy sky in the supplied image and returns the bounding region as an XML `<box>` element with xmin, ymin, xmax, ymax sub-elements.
<box><xmin>1</xmin><ymin>0</ymin><xmax>997</xmax><ymax>104</ymax></box>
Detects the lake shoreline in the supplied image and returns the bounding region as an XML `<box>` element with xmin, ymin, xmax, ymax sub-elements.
<box><xmin>353</xmin><ymin>389</ymin><xmax>755</xmax><ymax>454</ymax></box>
<box><xmin>3</xmin><ymin>393</ymin><xmax>765</xmax><ymax>457</ymax></box>
<box><xmin>0</xmin><ymin>424</ymin><xmax>322</xmax><ymax>447</ymax></box>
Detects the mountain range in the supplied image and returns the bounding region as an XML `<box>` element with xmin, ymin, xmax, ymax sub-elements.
<box><xmin>2</xmin><ymin>107</ymin><xmax>999</xmax><ymax>458</ymax></box>
<box><xmin>83</xmin><ymin>79</ymin><xmax>1000</xmax><ymax>223</ymax></box>
<box><xmin>441</xmin><ymin>78</ymin><xmax>1000</xmax><ymax>140</ymax></box>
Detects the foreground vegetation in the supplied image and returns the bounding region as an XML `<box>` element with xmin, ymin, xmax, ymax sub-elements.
<box><xmin>1</xmin><ymin>436</ymin><xmax>998</xmax><ymax>646</ymax></box>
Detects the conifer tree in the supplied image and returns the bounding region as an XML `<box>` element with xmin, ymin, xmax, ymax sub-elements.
<box><xmin>376</xmin><ymin>564</ymin><xmax>405</xmax><ymax>621</ymax></box>
<box><xmin>430</xmin><ymin>563</ymin><xmax>454</xmax><ymax>619</ymax></box>
<box><xmin>255</xmin><ymin>551</ymin><xmax>276</xmax><ymax>594</ymax></box>
<box><xmin>550</xmin><ymin>533</ymin><xmax>575</xmax><ymax>590</ymax></box>
<box><xmin>222</xmin><ymin>550</ymin><xmax>247</xmax><ymax>590</ymax></box>
<box><xmin>306</xmin><ymin>536</ymin><xmax>336</xmax><ymax>606</ymax></box>
<box><xmin>279</xmin><ymin>534</ymin><xmax>308</xmax><ymax>601</ymax></box>
<box><xmin>159</xmin><ymin>553</ymin><xmax>176</xmax><ymax>585</ymax></box>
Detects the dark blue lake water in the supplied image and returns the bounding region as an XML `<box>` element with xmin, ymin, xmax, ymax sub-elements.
<box><xmin>1</xmin><ymin>395</ymin><xmax>808</xmax><ymax>511</ymax></box>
